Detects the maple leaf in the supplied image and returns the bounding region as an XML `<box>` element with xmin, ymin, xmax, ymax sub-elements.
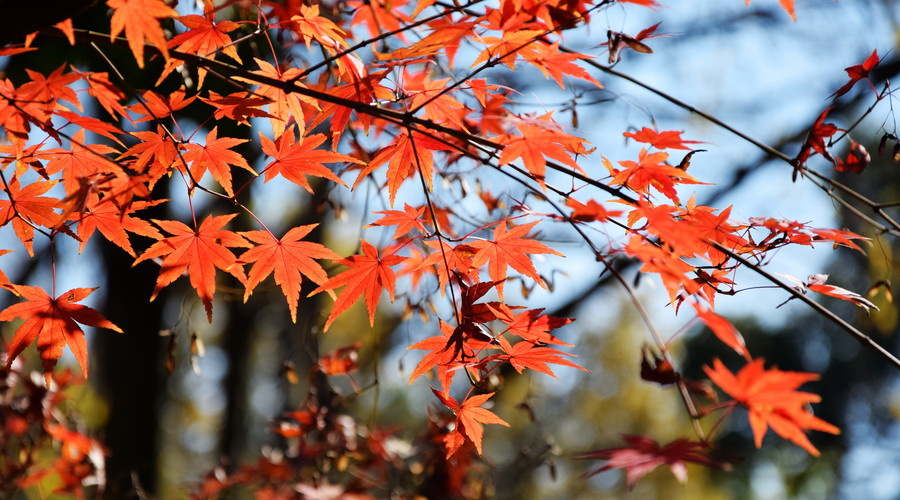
<box><xmin>694</xmin><ymin>305</ymin><xmax>751</xmax><ymax>361</ymax></box>
<box><xmin>525</xmin><ymin>42</ymin><xmax>603</xmax><ymax>88</ymax></box>
<box><xmin>1</xmin><ymin>285</ymin><xmax>122</xmax><ymax>380</ymax></box>
<box><xmin>408</xmin><ymin>320</ymin><xmax>492</xmax><ymax>393</ymax></box>
<box><xmin>200</xmin><ymin>91</ymin><xmax>274</xmax><ymax>126</ymax></box>
<box><xmin>134</xmin><ymin>214</ymin><xmax>252</xmax><ymax>322</ymax></box>
<box><xmin>310</xmin><ymin>240</ymin><xmax>406</xmax><ymax>331</ymax></box>
<box><xmin>291</xmin><ymin>4</ymin><xmax>348</xmax><ymax>51</ymax></box>
<box><xmin>121</xmin><ymin>126</ymin><xmax>178</xmax><ymax>185</ymax></box>
<box><xmin>498</xmin><ymin>117</ymin><xmax>588</xmax><ymax>188</ymax></box>
<box><xmin>82</xmin><ymin>72</ymin><xmax>128</xmax><ymax>118</ymax></box>
<box><xmin>347</xmin><ymin>0</ymin><xmax>413</xmax><ymax>40</ymax></box>
<box><xmin>18</xmin><ymin>64</ymin><xmax>81</xmax><ymax>112</ymax></box>
<box><xmin>242</xmin><ymin>59</ymin><xmax>317</xmax><ymax>137</ymax></box>
<box><xmin>624</xmin><ymin>235</ymin><xmax>701</xmax><ymax>304</ymax></box>
<box><xmin>623</xmin><ymin>127</ymin><xmax>702</xmax><ymax>151</ymax></box>
<box><xmin>404</xmin><ymin>72</ymin><xmax>468</xmax><ymax>129</ymax></box>
<box><xmin>575</xmin><ymin>435</ymin><xmax>726</xmax><ymax>488</ymax></box>
<box><xmin>159</xmin><ymin>1</ymin><xmax>242</xmax><ymax>88</ymax></box>
<box><xmin>421</xmin><ymin>240</ymin><xmax>479</xmax><ymax>296</ymax></box>
<box><xmin>260</xmin><ymin>129</ymin><xmax>355</xmax><ymax>193</ymax></box>
<box><xmin>497</xmin><ymin>336</ymin><xmax>586</xmax><ymax>378</ymax></box>
<box><xmin>316</xmin><ymin>342</ymin><xmax>362</xmax><ymax>376</ymax></box>
<box><xmin>487</xmin><ymin>303</ymin><xmax>573</xmax><ymax>345</ymax></box>
<box><xmin>72</xmin><ymin>195</ymin><xmax>163</xmax><ymax>257</ymax></box>
<box><xmin>353</xmin><ymin>130</ymin><xmax>452</xmax><ymax>206</ymax></box>
<box><xmin>181</xmin><ymin>127</ymin><xmax>256</xmax><ymax>197</ymax></box>
<box><xmin>240</xmin><ymin>225</ymin><xmax>340</xmax><ymax>323</ymax></box>
<box><xmin>41</xmin><ymin>129</ymin><xmax>121</xmax><ymax>194</ymax></box>
<box><xmin>469</xmin><ymin>221</ymin><xmax>562</xmax><ymax>299</ymax></box>
<box><xmin>793</xmin><ymin>107</ymin><xmax>839</xmax><ymax>176</ymax></box>
<box><xmin>366</xmin><ymin>204</ymin><xmax>427</xmax><ymax>239</ymax></box>
<box><xmin>608</xmin><ymin>148</ymin><xmax>701</xmax><ymax>203</ymax></box>
<box><xmin>107</xmin><ymin>0</ymin><xmax>178</xmax><ymax>69</ymax></box>
<box><xmin>835</xmin><ymin>138</ymin><xmax>870</xmax><ymax>174</ymax></box>
<box><xmin>830</xmin><ymin>49</ymin><xmax>879</xmax><ymax>99</ymax></box>
<box><xmin>0</xmin><ymin>176</ymin><xmax>60</xmax><ymax>256</ymax></box>
<box><xmin>566</xmin><ymin>198</ymin><xmax>622</xmax><ymax>222</ymax></box>
<box><xmin>431</xmin><ymin>388</ymin><xmax>509</xmax><ymax>457</ymax></box>
<box><xmin>54</xmin><ymin>110</ymin><xmax>125</xmax><ymax>147</ymax></box>
<box><xmin>128</xmin><ymin>88</ymin><xmax>195</xmax><ymax>123</ymax></box>
<box><xmin>704</xmin><ymin>358</ymin><xmax>839</xmax><ymax>455</ymax></box>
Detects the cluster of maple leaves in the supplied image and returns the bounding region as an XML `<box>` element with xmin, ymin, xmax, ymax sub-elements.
<box><xmin>0</xmin><ymin>0</ymin><xmax>886</xmax><ymax>495</ymax></box>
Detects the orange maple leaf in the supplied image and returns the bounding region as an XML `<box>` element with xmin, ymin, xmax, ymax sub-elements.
<box><xmin>159</xmin><ymin>0</ymin><xmax>242</xmax><ymax>88</ymax></box>
<box><xmin>134</xmin><ymin>214</ymin><xmax>251</xmax><ymax>322</ymax></box>
<box><xmin>310</xmin><ymin>240</ymin><xmax>406</xmax><ymax>331</ymax></box>
<box><xmin>181</xmin><ymin>127</ymin><xmax>256</xmax><ymax>197</ymax></box>
<box><xmin>41</xmin><ymin>129</ymin><xmax>121</xmax><ymax>194</ymax></box>
<box><xmin>704</xmin><ymin>358</ymin><xmax>839</xmax><ymax>455</ymax></box>
<box><xmin>354</xmin><ymin>131</ymin><xmax>451</xmax><ymax>206</ymax></box>
<box><xmin>431</xmin><ymin>388</ymin><xmax>509</xmax><ymax>457</ymax></box>
<box><xmin>107</xmin><ymin>0</ymin><xmax>178</xmax><ymax>69</ymax></box>
<box><xmin>694</xmin><ymin>305</ymin><xmax>751</xmax><ymax>361</ymax></box>
<box><xmin>623</xmin><ymin>127</ymin><xmax>702</xmax><ymax>151</ymax></box>
<box><xmin>1</xmin><ymin>286</ymin><xmax>122</xmax><ymax>380</ymax></box>
<box><xmin>72</xmin><ymin>195</ymin><xmax>163</xmax><ymax>257</ymax></box>
<box><xmin>496</xmin><ymin>336</ymin><xmax>586</xmax><ymax>378</ymax></box>
<box><xmin>469</xmin><ymin>221</ymin><xmax>563</xmax><ymax>299</ymax></box>
<box><xmin>240</xmin><ymin>225</ymin><xmax>340</xmax><ymax>324</ymax></box>
<box><xmin>0</xmin><ymin>176</ymin><xmax>60</xmax><ymax>256</ymax></box>
<box><xmin>609</xmin><ymin>148</ymin><xmax>701</xmax><ymax>203</ymax></box>
<box><xmin>260</xmin><ymin>129</ymin><xmax>355</xmax><ymax>193</ymax></box>
<box><xmin>366</xmin><ymin>204</ymin><xmax>427</xmax><ymax>239</ymax></box>
<box><xmin>498</xmin><ymin>120</ymin><xmax>587</xmax><ymax>188</ymax></box>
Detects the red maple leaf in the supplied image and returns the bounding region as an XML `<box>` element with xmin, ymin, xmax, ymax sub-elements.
<box><xmin>469</xmin><ymin>221</ymin><xmax>563</xmax><ymax>299</ymax></box>
<box><xmin>240</xmin><ymin>225</ymin><xmax>340</xmax><ymax>323</ymax></box>
<box><xmin>181</xmin><ymin>127</ymin><xmax>256</xmax><ymax>197</ymax></box>
<box><xmin>431</xmin><ymin>388</ymin><xmax>509</xmax><ymax>457</ymax></box>
<box><xmin>310</xmin><ymin>240</ymin><xmax>406</xmax><ymax>331</ymax></box>
<box><xmin>134</xmin><ymin>214</ymin><xmax>251</xmax><ymax>322</ymax></box>
<box><xmin>704</xmin><ymin>358</ymin><xmax>840</xmax><ymax>456</ymax></box>
<box><xmin>1</xmin><ymin>285</ymin><xmax>122</xmax><ymax>380</ymax></box>
<box><xmin>107</xmin><ymin>0</ymin><xmax>177</xmax><ymax>69</ymax></box>
<box><xmin>623</xmin><ymin>127</ymin><xmax>702</xmax><ymax>151</ymax></box>
<box><xmin>793</xmin><ymin>107</ymin><xmax>839</xmax><ymax>175</ymax></box>
<box><xmin>831</xmin><ymin>49</ymin><xmax>879</xmax><ymax>99</ymax></box>
<box><xmin>574</xmin><ymin>435</ymin><xmax>726</xmax><ymax>488</ymax></box>
<box><xmin>260</xmin><ymin>129</ymin><xmax>355</xmax><ymax>193</ymax></box>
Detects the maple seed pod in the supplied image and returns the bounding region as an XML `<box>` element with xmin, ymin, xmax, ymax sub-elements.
<box><xmin>879</xmin><ymin>133</ymin><xmax>889</xmax><ymax>155</ymax></box>
<box><xmin>893</xmin><ymin>142</ymin><xmax>900</xmax><ymax>163</ymax></box>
